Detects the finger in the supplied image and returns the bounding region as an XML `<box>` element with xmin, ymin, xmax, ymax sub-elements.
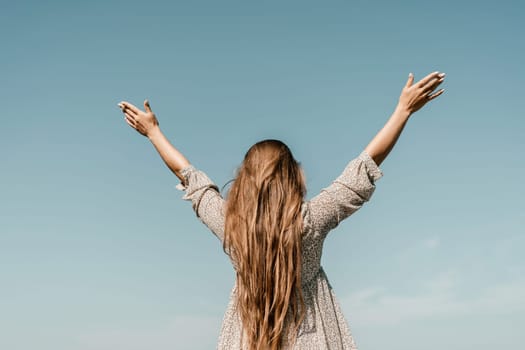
<box><xmin>144</xmin><ymin>99</ymin><xmax>152</xmax><ymax>113</ymax></box>
<box><xmin>120</xmin><ymin>101</ymin><xmax>141</xmax><ymax>114</ymax></box>
<box><xmin>422</xmin><ymin>77</ymin><xmax>444</xmax><ymax>92</ymax></box>
<box><xmin>124</xmin><ymin>111</ymin><xmax>136</xmax><ymax>121</ymax></box>
<box><xmin>124</xmin><ymin>115</ymin><xmax>136</xmax><ymax>128</ymax></box>
<box><xmin>427</xmin><ymin>89</ymin><xmax>445</xmax><ymax>101</ymax></box>
<box><xmin>416</xmin><ymin>71</ymin><xmax>441</xmax><ymax>88</ymax></box>
<box><xmin>430</xmin><ymin>77</ymin><xmax>445</xmax><ymax>92</ymax></box>
<box><xmin>118</xmin><ymin>103</ymin><xmax>131</xmax><ymax>115</ymax></box>
<box><xmin>124</xmin><ymin>113</ymin><xmax>135</xmax><ymax>123</ymax></box>
<box><xmin>405</xmin><ymin>73</ymin><xmax>414</xmax><ymax>88</ymax></box>
<box><xmin>122</xmin><ymin>106</ymin><xmax>138</xmax><ymax>117</ymax></box>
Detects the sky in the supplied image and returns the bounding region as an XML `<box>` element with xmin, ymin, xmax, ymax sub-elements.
<box><xmin>1</xmin><ymin>0</ymin><xmax>524</xmax><ymax>349</ymax></box>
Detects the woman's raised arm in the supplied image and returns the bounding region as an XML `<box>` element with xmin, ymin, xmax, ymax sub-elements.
<box><xmin>365</xmin><ymin>71</ymin><xmax>446</xmax><ymax>167</ymax></box>
<box><xmin>118</xmin><ymin>100</ymin><xmax>190</xmax><ymax>182</ymax></box>
<box><xmin>118</xmin><ymin>100</ymin><xmax>225</xmax><ymax>241</ymax></box>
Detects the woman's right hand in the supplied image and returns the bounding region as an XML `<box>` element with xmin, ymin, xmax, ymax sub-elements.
<box><xmin>397</xmin><ymin>71</ymin><xmax>445</xmax><ymax>115</ymax></box>
<box><xmin>118</xmin><ymin>99</ymin><xmax>160</xmax><ymax>138</ymax></box>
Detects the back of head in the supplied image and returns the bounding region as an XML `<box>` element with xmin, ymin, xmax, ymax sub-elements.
<box><xmin>224</xmin><ymin>139</ymin><xmax>306</xmax><ymax>350</ymax></box>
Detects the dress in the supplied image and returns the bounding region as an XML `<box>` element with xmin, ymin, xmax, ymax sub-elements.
<box><xmin>176</xmin><ymin>149</ymin><xmax>383</xmax><ymax>349</ymax></box>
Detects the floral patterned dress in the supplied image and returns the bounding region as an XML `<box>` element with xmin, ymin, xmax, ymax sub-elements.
<box><xmin>176</xmin><ymin>149</ymin><xmax>383</xmax><ymax>349</ymax></box>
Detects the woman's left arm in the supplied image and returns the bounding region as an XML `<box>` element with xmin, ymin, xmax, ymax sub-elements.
<box><xmin>118</xmin><ymin>100</ymin><xmax>190</xmax><ymax>183</ymax></box>
<box><xmin>365</xmin><ymin>71</ymin><xmax>446</xmax><ymax>167</ymax></box>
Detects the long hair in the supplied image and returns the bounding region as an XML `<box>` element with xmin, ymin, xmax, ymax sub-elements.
<box><xmin>224</xmin><ymin>139</ymin><xmax>307</xmax><ymax>350</ymax></box>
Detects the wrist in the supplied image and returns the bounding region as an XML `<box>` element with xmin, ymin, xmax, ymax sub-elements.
<box><xmin>394</xmin><ymin>104</ymin><xmax>412</xmax><ymax>121</ymax></box>
<box><xmin>147</xmin><ymin>125</ymin><xmax>162</xmax><ymax>141</ymax></box>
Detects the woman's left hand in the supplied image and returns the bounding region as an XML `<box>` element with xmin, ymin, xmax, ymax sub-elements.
<box><xmin>397</xmin><ymin>71</ymin><xmax>445</xmax><ymax>115</ymax></box>
<box><xmin>118</xmin><ymin>99</ymin><xmax>160</xmax><ymax>137</ymax></box>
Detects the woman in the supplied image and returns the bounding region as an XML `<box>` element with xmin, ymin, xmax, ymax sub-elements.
<box><xmin>118</xmin><ymin>71</ymin><xmax>445</xmax><ymax>349</ymax></box>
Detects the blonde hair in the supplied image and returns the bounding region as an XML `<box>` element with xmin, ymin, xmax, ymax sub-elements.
<box><xmin>224</xmin><ymin>139</ymin><xmax>306</xmax><ymax>350</ymax></box>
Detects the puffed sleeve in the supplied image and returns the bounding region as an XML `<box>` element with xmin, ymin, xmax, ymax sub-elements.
<box><xmin>175</xmin><ymin>165</ymin><xmax>226</xmax><ymax>242</ymax></box>
<box><xmin>306</xmin><ymin>149</ymin><xmax>383</xmax><ymax>239</ymax></box>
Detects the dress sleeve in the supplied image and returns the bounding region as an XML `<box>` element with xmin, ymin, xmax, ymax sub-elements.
<box><xmin>306</xmin><ymin>149</ymin><xmax>383</xmax><ymax>238</ymax></box>
<box><xmin>175</xmin><ymin>165</ymin><xmax>226</xmax><ymax>242</ymax></box>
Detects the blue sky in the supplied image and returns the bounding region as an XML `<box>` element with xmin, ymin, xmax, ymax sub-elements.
<box><xmin>1</xmin><ymin>1</ymin><xmax>524</xmax><ymax>349</ymax></box>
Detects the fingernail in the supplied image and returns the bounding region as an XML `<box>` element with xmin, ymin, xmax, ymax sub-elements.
<box><xmin>439</xmin><ymin>72</ymin><xmax>446</xmax><ymax>77</ymax></box>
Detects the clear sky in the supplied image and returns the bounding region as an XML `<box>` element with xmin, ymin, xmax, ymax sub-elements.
<box><xmin>1</xmin><ymin>1</ymin><xmax>524</xmax><ymax>349</ymax></box>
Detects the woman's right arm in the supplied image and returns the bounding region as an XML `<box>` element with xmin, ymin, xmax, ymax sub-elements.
<box><xmin>118</xmin><ymin>100</ymin><xmax>191</xmax><ymax>183</ymax></box>
<box><xmin>365</xmin><ymin>71</ymin><xmax>445</xmax><ymax>167</ymax></box>
<box><xmin>119</xmin><ymin>100</ymin><xmax>225</xmax><ymax>241</ymax></box>
<box><xmin>147</xmin><ymin>126</ymin><xmax>190</xmax><ymax>183</ymax></box>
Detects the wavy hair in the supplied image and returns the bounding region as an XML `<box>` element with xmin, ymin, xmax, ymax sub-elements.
<box><xmin>224</xmin><ymin>139</ymin><xmax>307</xmax><ymax>349</ymax></box>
